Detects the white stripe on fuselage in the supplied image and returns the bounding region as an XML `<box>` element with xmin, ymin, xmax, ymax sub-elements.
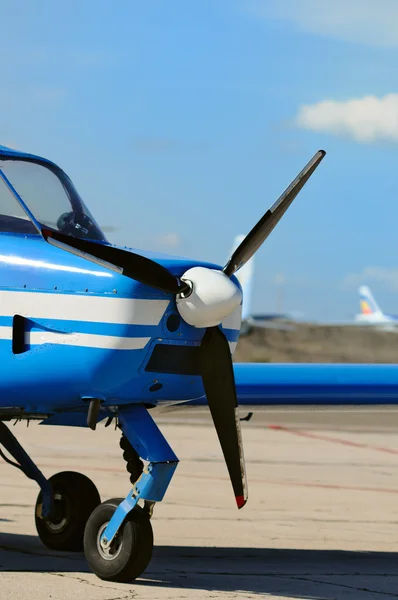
<box><xmin>0</xmin><ymin>254</ymin><xmax>113</xmax><ymax>278</ymax></box>
<box><xmin>28</xmin><ymin>331</ymin><xmax>150</xmax><ymax>350</ymax></box>
<box><xmin>0</xmin><ymin>326</ymin><xmax>150</xmax><ymax>350</ymax></box>
<box><xmin>0</xmin><ymin>290</ymin><xmax>169</xmax><ymax>325</ymax></box>
<box><xmin>0</xmin><ymin>291</ymin><xmax>240</xmax><ymax>352</ymax></box>
<box><xmin>0</xmin><ymin>323</ymin><xmax>235</xmax><ymax>353</ymax></box>
<box><xmin>0</xmin><ymin>326</ymin><xmax>11</xmax><ymax>340</ymax></box>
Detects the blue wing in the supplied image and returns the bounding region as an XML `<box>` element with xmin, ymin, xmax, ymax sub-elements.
<box><xmin>186</xmin><ymin>363</ymin><xmax>398</xmax><ymax>407</ymax></box>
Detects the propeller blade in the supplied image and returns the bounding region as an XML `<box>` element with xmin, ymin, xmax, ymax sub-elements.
<box><xmin>199</xmin><ymin>326</ymin><xmax>247</xmax><ymax>509</ymax></box>
<box><xmin>42</xmin><ymin>229</ymin><xmax>183</xmax><ymax>295</ymax></box>
<box><xmin>223</xmin><ymin>149</ymin><xmax>326</xmax><ymax>278</ymax></box>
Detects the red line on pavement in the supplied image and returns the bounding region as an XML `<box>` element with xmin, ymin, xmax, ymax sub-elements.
<box><xmin>181</xmin><ymin>473</ymin><xmax>398</xmax><ymax>495</ymax></box>
<box><xmin>267</xmin><ymin>424</ymin><xmax>398</xmax><ymax>455</ymax></box>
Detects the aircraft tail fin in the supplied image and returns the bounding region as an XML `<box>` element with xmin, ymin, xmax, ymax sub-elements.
<box><xmin>358</xmin><ymin>285</ymin><xmax>382</xmax><ymax>316</ymax></box>
<box><xmin>230</xmin><ymin>234</ymin><xmax>254</xmax><ymax>322</ymax></box>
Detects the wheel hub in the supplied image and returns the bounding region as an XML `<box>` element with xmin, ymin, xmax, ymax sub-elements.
<box><xmin>43</xmin><ymin>492</ymin><xmax>69</xmax><ymax>533</ymax></box>
<box><xmin>97</xmin><ymin>522</ymin><xmax>123</xmax><ymax>560</ymax></box>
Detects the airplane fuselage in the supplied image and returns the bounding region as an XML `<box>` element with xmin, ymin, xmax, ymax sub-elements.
<box><xmin>0</xmin><ymin>233</ymin><xmax>241</xmax><ymax>419</ymax></box>
<box><xmin>355</xmin><ymin>312</ymin><xmax>398</xmax><ymax>329</ymax></box>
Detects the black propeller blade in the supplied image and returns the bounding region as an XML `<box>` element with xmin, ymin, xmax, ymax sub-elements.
<box><xmin>223</xmin><ymin>150</ymin><xmax>326</xmax><ymax>277</ymax></box>
<box><xmin>199</xmin><ymin>326</ymin><xmax>247</xmax><ymax>508</ymax></box>
<box><xmin>42</xmin><ymin>228</ymin><xmax>186</xmax><ymax>295</ymax></box>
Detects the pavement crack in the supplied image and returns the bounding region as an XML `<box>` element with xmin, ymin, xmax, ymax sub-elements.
<box><xmin>102</xmin><ymin>596</ymin><xmax>136</xmax><ymax>600</ymax></box>
<box><xmin>286</xmin><ymin>575</ymin><xmax>398</xmax><ymax>597</ymax></box>
<box><xmin>49</xmin><ymin>572</ymin><xmax>128</xmax><ymax>594</ymax></box>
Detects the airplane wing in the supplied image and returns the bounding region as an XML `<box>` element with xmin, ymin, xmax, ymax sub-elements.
<box><xmin>233</xmin><ymin>362</ymin><xmax>398</xmax><ymax>405</ymax></box>
<box><xmin>242</xmin><ymin>316</ymin><xmax>296</xmax><ymax>332</ymax></box>
<box><xmin>182</xmin><ymin>362</ymin><xmax>398</xmax><ymax>408</ymax></box>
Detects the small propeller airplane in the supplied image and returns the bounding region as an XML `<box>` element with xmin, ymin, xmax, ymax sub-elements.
<box><xmin>2</xmin><ymin>144</ymin><xmax>398</xmax><ymax>583</ymax></box>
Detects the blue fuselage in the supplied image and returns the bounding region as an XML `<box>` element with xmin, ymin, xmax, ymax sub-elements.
<box><xmin>0</xmin><ymin>233</ymin><xmax>241</xmax><ymax>418</ymax></box>
<box><xmin>2</xmin><ymin>234</ymin><xmax>398</xmax><ymax>421</ymax></box>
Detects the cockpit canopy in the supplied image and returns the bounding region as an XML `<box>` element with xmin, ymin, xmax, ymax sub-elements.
<box><xmin>0</xmin><ymin>147</ymin><xmax>106</xmax><ymax>242</ymax></box>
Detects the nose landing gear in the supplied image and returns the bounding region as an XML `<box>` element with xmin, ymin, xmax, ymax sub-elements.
<box><xmin>83</xmin><ymin>404</ymin><xmax>178</xmax><ymax>582</ymax></box>
<box><xmin>84</xmin><ymin>498</ymin><xmax>153</xmax><ymax>583</ymax></box>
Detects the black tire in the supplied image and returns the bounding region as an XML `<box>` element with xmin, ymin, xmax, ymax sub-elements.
<box><xmin>35</xmin><ymin>471</ymin><xmax>101</xmax><ymax>551</ymax></box>
<box><xmin>84</xmin><ymin>497</ymin><xmax>154</xmax><ymax>582</ymax></box>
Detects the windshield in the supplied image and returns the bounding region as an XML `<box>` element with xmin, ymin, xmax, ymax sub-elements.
<box><xmin>0</xmin><ymin>157</ymin><xmax>106</xmax><ymax>241</ymax></box>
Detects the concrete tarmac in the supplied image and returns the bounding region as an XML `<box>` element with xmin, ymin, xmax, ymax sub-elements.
<box><xmin>2</xmin><ymin>406</ymin><xmax>398</xmax><ymax>599</ymax></box>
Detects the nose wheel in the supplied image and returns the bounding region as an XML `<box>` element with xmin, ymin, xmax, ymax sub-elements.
<box><xmin>84</xmin><ymin>498</ymin><xmax>153</xmax><ymax>582</ymax></box>
<box><xmin>35</xmin><ymin>471</ymin><xmax>101</xmax><ymax>551</ymax></box>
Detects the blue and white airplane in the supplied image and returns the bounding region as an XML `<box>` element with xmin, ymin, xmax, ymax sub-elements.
<box><xmin>355</xmin><ymin>285</ymin><xmax>398</xmax><ymax>329</ymax></box>
<box><xmin>2</xmin><ymin>144</ymin><xmax>398</xmax><ymax>583</ymax></box>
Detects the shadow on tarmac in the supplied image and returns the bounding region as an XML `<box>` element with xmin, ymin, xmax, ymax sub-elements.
<box><xmin>1</xmin><ymin>532</ymin><xmax>397</xmax><ymax>598</ymax></box>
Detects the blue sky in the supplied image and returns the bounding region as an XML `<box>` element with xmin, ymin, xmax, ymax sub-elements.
<box><xmin>3</xmin><ymin>0</ymin><xmax>398</xmax><ymax>320</ymax></box>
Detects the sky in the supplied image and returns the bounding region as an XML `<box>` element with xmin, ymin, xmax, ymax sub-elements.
<box><xmin>2</xmin><ymin>0</ymin><xmax>398</xmax><ymax>320</ymax></box>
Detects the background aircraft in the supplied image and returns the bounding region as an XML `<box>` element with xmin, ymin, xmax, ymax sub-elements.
<box><xmin>275</xmin><ymin>285</ymin><xmax>398</xmax><ymax>331</ymax></box>
<box><xmin>355</xmin><ymin>285</ymin><xmax>398</xmax><ymax>330</ymax></box>
<box><xmin>231</xmin><ymin>235</ymin><xmax>296</xmax><ymax>334</ymax></box>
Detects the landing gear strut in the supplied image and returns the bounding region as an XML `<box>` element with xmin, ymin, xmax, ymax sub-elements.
<box><xmin>0</xmin><ymin>421</ymin><xmax>101</xmax><ymax>551</ymax></box>
<box><xmin>83</xmin><ymin>404</ymin><xmax>179</xmax><ymax>582</ymax></box>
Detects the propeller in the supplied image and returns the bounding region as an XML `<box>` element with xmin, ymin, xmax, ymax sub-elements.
<box><xmin>42</xmin><ymin>149</ymin><xmax>326</xmax><ymax>509</ymax></box>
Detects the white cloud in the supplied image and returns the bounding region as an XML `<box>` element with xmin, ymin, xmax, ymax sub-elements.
<box><xmin>295</xmin><ymin>94</ymin><xmax>398</xmax><ymax>143</ymax></box>
<box><xmin>245</xmin><ymin>0</ymin><xmax>398</xmax><ymax>47</ymax></box>
<box><xmin>343</xmin><ymin>267</ymin><xmax>398</xmax><ymax>291</ymax></box>
<box><xmin>157</xmin><ymin>232</ymin><xmax>180</xmax><ymax>249</ymax></box>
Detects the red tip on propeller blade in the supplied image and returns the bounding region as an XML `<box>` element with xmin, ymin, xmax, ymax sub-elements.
<box><xmin>235</xmin><ymin>495</ymin><xmax>247</xmax><ymax>509</ymax></box>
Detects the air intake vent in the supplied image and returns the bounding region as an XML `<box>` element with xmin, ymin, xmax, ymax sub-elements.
<box><xmin>12</xmin><ymin>315</ymin><xmax>26</xmax><ymax>354</ymax></box>
<box><xmin>145</xmin><ymin>344</ymin><xmax>201</xmax><ymax>375</ymax></box>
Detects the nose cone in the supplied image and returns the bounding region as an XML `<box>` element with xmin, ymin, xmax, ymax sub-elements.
<box><xmin>114</xmin><ymin>246</ymin><xmax>243</xmax><ymax>331</ymax></box>
<box><xmin>177</xmin><ymin>267</ymin><xmax>242</xmax><ymax>328</ymax></box>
